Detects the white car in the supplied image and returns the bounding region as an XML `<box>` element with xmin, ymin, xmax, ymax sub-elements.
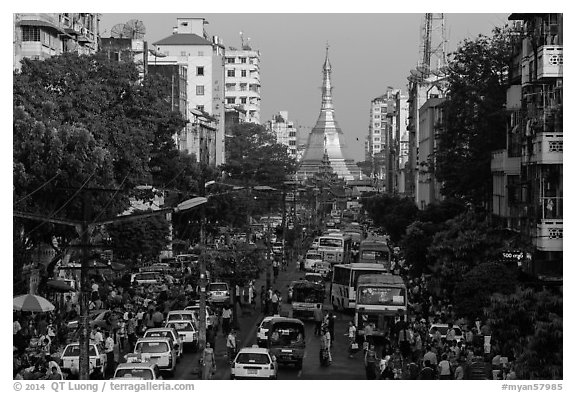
<box><xmin>231</xmin><ymin>345</ymin><xmax>277</xmax><ymax>380</ymax></box>
<box><xmin>113</xmin><ymin>362</ymin><xmax>163</xmax><ymax>380</ymax></box>
<box><xmin>165</xmin><ymin>320</ymin><xmax>198</xmax><ymax>351</ymax></box>
<box><xmin>310</xmin><ymin>238</ymin><xmax>319</xmax><ymax>249</ymax></box>
<box><xmin>256</xmin><ymin>316</ymin><xmax>274</xmax><ymax>347</ymax></box>
<box><xmin>207</xmin><ymin>282</ymin><xmax>231</xmax><ymax>305</ymax></box>
<box><xmin>166</xmin><ymin>310</ymin><xmax>195</xmax><ymax>323</ymax></box>
<box><xmin>428</xmin><ymin>324</ymin><xmax>464</xmax><ymax>343</ymax></box>
<box><xmin>60</xmin><ymin>342</ymin><xmax>107</xmax><ymax>376</ymax></box>
<box><xmin>304</xmin><ymin>251</ymin><xmax>323</xmax><ymax>271</ymax></box>
<box><xmin>184</xmin><ymin>304</ymin><xmax>218</xmax><ymax>329</ymax></box>
<box><xmin>143</xmin><ymin>327</ymin><xmax>183</xmax><ymax>358</ymax></box>
<box><xmin>132</xmin><ymin>337</ymin><xmax>177</xmax><ymax>375</ymax></box>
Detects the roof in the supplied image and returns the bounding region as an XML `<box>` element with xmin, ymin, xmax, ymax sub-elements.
<box><xmin>153</xmin><ymin>33</ymin><xmax>213</xmax><ymax>46</ymax></box>
<box><xmin>136</xmin><ymin>337</ymin><xmax>172</xmax><ymax>343</ymax></box>
<box><xmin>357</xmin><ymin>273</ymin><xmax>405</xmax><ymax>286</ymax></box>
<box><xmin>269</xmin><ymin>316</ymin><xmax>305</xmax><ymax>326</ymax></box>
<box><xmin>116</xmin><ymin>362</ymin><xmax>157</xmax><ymax>369</ymax></box>
<box><xmin>17</xmin><ymin>19</ymin><xmax>66</xmax><ymax>34</ymax></box>
<box><xmin>238</xmin><ymin>346</ymin><xmax>271</xmax><ymax>355</ymax></box>
<box><xmin>144</xmin><ymin>327</ymin><xmax>177</xmax><ymax>333</ymax></box>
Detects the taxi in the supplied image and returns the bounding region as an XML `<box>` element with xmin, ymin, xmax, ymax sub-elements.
<box><xmin>60</xmin><ymin>342</ymin><xmax>107</xmax><ymax>376</ymax></box>
<box><xmin>143</xmin><ymin>327</ymin><xmax>184</xmax><ymax>358</ymax></box>
<box><xmin>112</xmin><ymin>361</ymin><xmax>163</xmax><ymax>380</ymax></box>
<box><xmin>164</xmin><ymin>319</ymin><xmax>198</xmax><ymax>351</ymax></box>
<box><xmin>132</xmin><ymin>337</ymin><xmax>177</xmax><ymax>375</ymax></box>
<box><xmin>184</xmin><ymin>304</ymin><xmax>218</xmax><ymax>329</ymax></box>
<box><xmin>231</xmin><ymin>345</ymin><xmax>277</xmax><ymax>380</ymax></box>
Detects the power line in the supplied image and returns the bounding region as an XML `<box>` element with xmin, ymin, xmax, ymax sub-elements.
<box><xmin>89</xmin><ymin>169</ymin><xmax>132</xmax><ymax>226</ymax></box>
<box><xmin>14</xmin><ymin>172</ymin><xmax>60</xmax><ymax>205</ymax></box>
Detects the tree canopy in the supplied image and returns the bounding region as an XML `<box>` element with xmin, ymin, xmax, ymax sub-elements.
<box><xmin>434</xmin><ymin>27</ymin><xmax>512</xmax><ymax>208</ymax></box>
<box><xmin>361</xmin><ymin>194</ymin><xmax>419</xmax><ymax>243</ymax></box>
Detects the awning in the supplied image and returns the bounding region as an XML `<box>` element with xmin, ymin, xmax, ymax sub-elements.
<box><xmin>17</xmin><ymin>19</ymin><xmax>65</xmax><ymax>35</ymax></box>
<box><xmin>46</xmin><ymin>279</ymin><xmax>76</xmax><ymax>292</ymax></box>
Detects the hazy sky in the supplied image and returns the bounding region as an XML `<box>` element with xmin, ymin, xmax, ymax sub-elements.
<box><xmin>102</xmin><ymin>13</ymin><xmax>508</xmax><ymax>162</ymax></box>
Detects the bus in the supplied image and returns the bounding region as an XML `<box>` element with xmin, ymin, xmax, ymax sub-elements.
<box><xmin>358</xmin><ymin>238</ymin><xmax>392</xmax><ymax>271</ymax></box>
<box><xmin>330</xmin><ymin>263</ymin><xmax>389</xmax><ymax>311</ymax></box>
<box><xmin>289</xmin><ymin>280</ymin><xmax>325</xmax><ymax>320</ymax></box>
<box><xmin>355</xmin><ymin>274</ymin><xmax>408</xmax><ymax>344</ymax></box>
<box><xmin>318</xmin><ymin>233</ymin><xmax>352</xmax><ymax>265</ymax></box>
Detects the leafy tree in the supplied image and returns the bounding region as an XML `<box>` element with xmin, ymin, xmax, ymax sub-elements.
<box><xmin>222</xmin><ymin>123</ymin><xmax>296</xmax><ymax>187</ymax></box>
<box><xmin>361</xmin><ymin>194</ymin><xmax>419</xmax><ymax>243</ymax></box>
<box><xmin>106</xmin><ymin>214</ymin><xmax>171</xmax><ymax>263</ymax></box>
<box><xmin>486</xmin><ymin>288</ymin><xmax>562</xmax><ymax>379</ymax></box>
<box><xmin>355</xmin><ymin>160</ymin><xmax>373</xmax><ymax>178</ymax></box>
<box><xmin>452</xmin><ymin>261</ymin><xmax>517</xmax><ymax>320</ymax></box>
<box><xmin>401</xmin><ymin>220</ymin><xmax>437</xmax><ymax>277</ymax></box>
<box><xmin>435</xmin><ymin>27</ymin><xmax>512</xmax><ymax>208</ymax></box>
<box><xmin>13</xmin><ymin>53</ymin><xmax>188</xmax><ymax>262</ymax></box>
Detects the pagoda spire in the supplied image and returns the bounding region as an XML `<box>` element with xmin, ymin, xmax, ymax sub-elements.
<box><xmin>321</xmin><ymin>43</ymin><xmax>334</xmax><ymax>112</ymax></box>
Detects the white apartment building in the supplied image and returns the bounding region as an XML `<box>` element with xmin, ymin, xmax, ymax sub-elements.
<box><xmin>14</xmin><ymin>13</ymin><xmax>100</xmax><ymax>71</ymax></box>
<box><xmin>224</xmin><ymin>46</ymin><xmax>261</xmax><ymax>124</ymax></box>
<box><xmin>267</xmin><ymin>111</ymin><xmax>298</xmax><ymax>159</ymax></box>
<box><xmin>151</xmin><ymin>17</ymin><xmax>226</xmax><ymax>166</ymax></box>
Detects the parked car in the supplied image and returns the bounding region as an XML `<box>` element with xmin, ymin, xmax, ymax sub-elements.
<box><xmin>303</xmin><ymin>272</ymin><xmax>324</xmax><ymax>286</ymax></box>
<box><xmin>207</xmin><ymin>282</ymin><xmax>231</xmax><ymax>305</ymax></box>
<box><xmin>60</xmin><ymin>342</ymin><xmax>107</xmax><ymax>376</ymax></box>
<box><xmin>132</xmin><ymin>337</ymin><xmax>177</xmax><ymax>375</ymax></box>
<box><xmin>166</xmin><ymin>310</ymin><xmax>195</xmax><ymax>323</ymax></box>
<box><xmin>164</xmin><ymin>320</ymin><xmax>198</xmax><ymax>351</ymax></box>
<box><xmin>313</xmin><ymin>261</ymin><xmax>332</xmax><ymax>280</ymax></box>
<box><xmin>231</xmin><ymin>345</ymin><xmax>277</xmax><ymax>380</ymax></box>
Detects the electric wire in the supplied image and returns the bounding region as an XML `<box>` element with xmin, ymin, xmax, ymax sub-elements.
<box><xmin>14</xmin><ymin>172</ymin><xmax>61</xmax><ymax>205</ymax></box>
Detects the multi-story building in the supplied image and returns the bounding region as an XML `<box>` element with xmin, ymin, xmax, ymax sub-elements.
<box><xmin>267</xmin><ymin>111</ymin><xmax>299</xmax><ymax>159</ymax></box>
<box><xmin>224</xmin><ymin>46</ymin><xmax>261</xmax><ymax>124</ymax></box>
<box><xmin>491</xmin><ymin>13</ymin><xmax>563</xmax><ymax>280</ymax></box>
<box><xmin>100</xmin><ymin>37</ymin><xmax>147</xmax><ymax>79</ymax></box>
<box><xmin>14</xmin><ymin>13</ymin><xmax>100</xmax><ymax>71</ymax></box>
<box><xmin>151</xmin><ymin>17</ymin><xmax>226</xmax><ymax>166</ymax></box>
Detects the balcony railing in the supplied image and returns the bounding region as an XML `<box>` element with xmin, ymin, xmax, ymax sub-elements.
<box><xmin>523</xmin><ymin>132</ymin><xmax>563</xmax><ymax>164</ymax></box>
<box><xmin>537</xmin><ymin>45</ymin><xmax>563</xmax><ymax>80</ymax></box>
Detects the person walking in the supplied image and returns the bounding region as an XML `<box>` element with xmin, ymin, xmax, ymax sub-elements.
<box><xmin>364</xmin><ymin>343</ymin><xmax>379</xmax><ymax>379</ymax></box>
<box><xmin>347</xmin><ymin>321</ymin><xmax>357</xmax><ymax>358</ymax></box>
<box><xmin>201</xmin><ymin>342</ymin><xmax>216</xmax><ymax>380</ymax></box>
<box><xmin>104</xmin><ymin>331</ymin><xmax>115</xmax><ymax>378</ymax></box>
<box><xmin>226</xmin><ymin>329</ymin><xmax>237</xmax><ymax>364</ymax></box>
<box><xmin>438</xmin><ymin>353</ymin><xmax>452</xmax><ymax>380</ymax></box>
<box><xmin>320</xmin><ymin>328</ymin><xmax>332</xmax><ymax>365</ymax></box>
<box><xmin>271</xmin><ymin>290</ymin><xmax>279</xmax><ymax>315</ymax></box>
<box><xmin>313</xmin><ymin>304</ymin><xmax>323</xmax><ymax>336</ymax></box>
<box><xmin>221</xmin><ymin>305</ymin><xmax>232</xmax><ymax>336</ymax></box>
<box><xmin>327</xmin><ymin>312</ymin><xmax>335</xmax><ymax>346</ymax></box>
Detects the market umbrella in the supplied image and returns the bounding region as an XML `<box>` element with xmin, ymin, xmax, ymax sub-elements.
<box><xmin>46</xmin><ymin>279</ymin><xmax>76</xmax><ymax>292</ymax></box>
<box><xmin>13</xmin><ymin>294</ymin><xmax>55</xmax><ymax>312</ymax></box>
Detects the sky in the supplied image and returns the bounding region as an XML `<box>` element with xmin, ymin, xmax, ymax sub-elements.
<box><xmin>98</xmin><ymin>12</ymin><xmax>510</xmax><ymax>162</ymax></box>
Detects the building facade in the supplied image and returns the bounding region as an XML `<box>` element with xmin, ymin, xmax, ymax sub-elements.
<box><xmin>491</xmin><ymin>13</ymin><xmax>563</xmax><ymax>280</ymax></box>
<box><xmin>151</xmin><ymin>17</ymin><xmax>226</xmax><ymax>166</ymax></box>
<box><xmin>267</xmin><ymin>111</ymin><xmax>299</xmax><ymax>159</ymax></box>
<box><xmin>224</xmin><ymin>46</ymin><xmax>261</xmax><ymax>124</ymax></box>
<box><xmin>14</xmin><ymin>13</ymin><xmax>100</xmax><ymax>71</ymax></box>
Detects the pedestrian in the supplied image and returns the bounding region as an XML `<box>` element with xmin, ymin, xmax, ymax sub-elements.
<box><xmin>206</xmin><ymin>325</ymin><xmax>216</xmax><ymax>352</ymax></box>
<box><xmin>272</xmin><ymin>259</ymin><xmax>279</xmax><ymax>282</ymax></box>
<box><xmin>454</xmin><ymin>358</ymin><xmax>465</xmax><ymax>380</ymax></box>
<box><xmin>260</xmin><ymin>286</ymin><xmax>267</xmax><ymax>314</ymax></box>
<box><xmin>226</xmin><ymin>329</ymin><xmax>237</xmax><ymax>363</ymax></box>
<box><xmin>398</xmin><ymin>324</ymin><xmax>412</xmax><ymax>359</ymax></box>
<box><xmin>313</xmin><ymin>304</ymin><xmax>323</xmax><ymax>336</ymax></box>
<box><xmin>423</xmin><ymin>345</ymin><xmax>438</xmax><ymax>368</ymax></box>
<box><xmin>364</xmin><ymin>343</ymin><xmax>378</xmax><ymax>379</ymax></box>
<box><xmin>438</xmin><ymin>353</ymin><xmax>452</xmax><ymax>380</ymax></box>
<box><xmin>418</xmin><ymin>360</ymin><xmax>437</xmax><ymax>379</ymax></box>
<box><xmin>201</xmin><ymin>342</ymin><xmax>216</xmax><ymax>380</ymax></box>
<box><xmin>104</xmin><ymin>330</ymin><xmax>115</xmax><ymax>378</ymax></box>
<box><xmin>222</xmin><ymin>305</ymin><xmax>232</xmax><ymax>336</ymax></box>
<box><xmin>327</xmin><ymin>312</ymin><xmax>335</xmax><ymax>346</ymax></box>
<box><xmin>347</xmin><ymin>321</ymin><xmax>357</xmax><ymax>358</ymax></box>
<box><xmin>320</xmin><ymin>328</ymin><xmax>332</xmax><ymax>365</ymax></box>
<box><xmin>271</xmin><ymin>290</ymin><xmax>279</xmax><ymax>315</ymax></box>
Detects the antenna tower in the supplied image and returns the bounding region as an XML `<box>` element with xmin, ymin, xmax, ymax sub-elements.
<box><xmin>419</xmin><ymin>13</ymin><xmax>447</xmax><ymax>76</ymax></box>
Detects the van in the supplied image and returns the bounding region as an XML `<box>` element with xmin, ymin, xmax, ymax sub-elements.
<box><xmin>266</xmin><ymin>317</ymin><xmax>305</xmax><ymax>370</ymax></box>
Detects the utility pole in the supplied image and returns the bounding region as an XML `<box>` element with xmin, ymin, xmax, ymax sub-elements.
<box><xmin>198</xmin><ymin>170</ymin><xmax>207</xmax><ymax>352</ymax></box>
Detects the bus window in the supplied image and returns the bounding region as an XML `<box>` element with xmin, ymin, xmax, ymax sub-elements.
<box><xmin>360</xmin><ymin>250</ymin><xmax>390</xmax><ymax>262</ymax></box>
<box><xmin>332</xmin><ymin>266</ymin><xmax>350</xmax><ymax>285</ymax></box>
<box><xmin>352</xmin><ymin>270</ymin><xmax>385</xmax><ymax>287</ymax></box>
<box><xmin>320</xmin><ymin>238</ymin><xmax>342</xmax><ymax>248</ymax></box>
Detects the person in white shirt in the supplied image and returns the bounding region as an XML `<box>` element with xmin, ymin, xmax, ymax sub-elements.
<box><xmin>226</xmin><ymin>329</ymin><xmax>237</xmax><ymax>364</ymax></box>
<box><xmin>104</xmin><ymin>331</ymin><xmax>115</xmax><ymax>377</ymax></box>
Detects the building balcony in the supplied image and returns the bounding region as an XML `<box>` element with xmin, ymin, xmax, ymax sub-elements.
<box><xmin>491</xmin><ymin>149</ymin><xmax>521</xmax><ymax>174</ymax></box>
<box><xmin>522</xmin><ymin>132</ymin><xmax>563</xmax><ymax>165</ymax></box>
<box><xmin>536</xmin><ymin>219</ymin><xmax>563</xmax><ymax>252</ymax></box>
<box><xmin>536</xmin><ymin>45</ymin><xmax>563</xmax><ymax>80</ymax></box>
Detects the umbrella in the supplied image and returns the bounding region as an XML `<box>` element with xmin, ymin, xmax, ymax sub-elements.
<box><xmin>13</xmin><ymin>294</ymin><xmax>55</xmax><ymax>312</ymax></box>
<box><xmin>46</xmin><ymin>280</ymin><xmax>76</xmax><ymax>292</ymax></box>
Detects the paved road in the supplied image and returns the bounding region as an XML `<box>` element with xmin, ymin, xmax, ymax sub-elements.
<box><xmin>169</xmin><ymin>256</ymin><xmax>367</xmax><ymax>380</ymax></box>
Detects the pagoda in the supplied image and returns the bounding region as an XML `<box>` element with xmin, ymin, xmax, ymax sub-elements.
<box><xmin>297</xmin><ymin>46</ymin><xmax>361</xmax><ymax>181</ymax></box>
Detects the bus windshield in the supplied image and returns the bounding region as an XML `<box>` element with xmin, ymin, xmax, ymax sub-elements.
<box><xmin>357</xmin><ymin>286</ymin><xmax>406</xmax><ymax>306</ymax></box>
<box><xmin>292</xmin><ymin>287</ymin><xmax>324</xmax><ymax>303</ymax></box>
<box><xmin>319</xmin><ymin>238</ymin><xmax>342</xmax><ymax>248</ymax></box>
<box><xmin>360</xmin><ymin>250</ymin><xmax>389</xmax><ymax>261</ymax></box>
<box><xmin>352</xmin><ymin>270</ymin><xmax>387</xmax><ymax>287</ymax></box>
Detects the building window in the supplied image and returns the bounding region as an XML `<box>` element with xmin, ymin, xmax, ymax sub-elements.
<box><xmin>374</xmin><ymin>114</ymin><xmax>380</xmax><ymax>119</ymax></box>
<box><xmin>197</xmin><ymin>66</ymin><xmax>204</xmax><ymax>76</ymax></box>
<box><xmin>180</xmin><ymin>51</ymin><xmax>187</xmax><ymax>56</ymax></box>
<box><xmin>240</xmin><ymin>97</ymin><xmax>247</xmax><ymax>104</ymax></box>
<box><xmin>375</xmin><ymin>123</ymin><xmax>380</xmax><ymax>128</ymax></box>
<box><xmin>240</xmin><ymin>83</ymin><xmax>247</xmax><ymax>91</ymax></box>
<box><xmin>374</xmin><ymin>144</ymin><xmax>381</xmax><ymax>150</ymax></box>
<box><xmin>227</xmin><ymin>57</ymin><xmax>235</xmax><ymax>63</ymax></box>
<box><xmin>196</xmin><ymin>85</ymin><xmax>205</xmax><ymax>96</ymax></box>
<box><xmin>196</xmin><ymin>105</ymin><xmax>204</xmax><ymax>112</ymax></box>
<box><xmin>374</xmin><ymin>129</ymin><xmax>380</xmax><ymax>134</ymax></box>
<box><xmin>226</xmin><ymin>97</ymin><xmax>235</xmax><ymax>104</ymax></box>
<box><xmin>374</xmin><ymin>137</ymin><xmax>380</xmax><ymax>142</ymax></box>
<box><xmin>227</xmin><ymin>69</ymin><xmax>235</xmax><ymax>77</ymax></box>
<box><xmin>22</xmin><ymin>26</ymin><xmax>40</xmax><ymax>42</ymax></box>
<box><xmin>290</xmin><ymin>149</ymin><xmax>297</xmax><ymax>155</ymax></box>
<box><xmin>374</xmin><ymin>107</ymin><xmax>380</xmax><ymax>112</ymax></box>
<box><xmin>289</xmin><ymin>131</ymin><xmax>296</xmax><ymax>137</ymax></box>
<box><xmin>289</xmin><ymin>140</ymin><xmax>296</xmax><ymax>146</ymax></box>
<box><xmin>241</xmin><ymin>70</ymin><xmax>247</xmax><ymax>77</ymax></box>
<box><xmin>240</xmin><ymin>57</ymin><xmax>247</xmax><ymax>63</ymax></box>
<box><xmin>225</xmin><ymin>83</ymin><xmax>236</xmax><ymax>91</ymax></box>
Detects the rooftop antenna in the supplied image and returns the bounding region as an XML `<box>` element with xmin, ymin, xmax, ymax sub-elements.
<box><xmin>239</xmin><ymin>31</ymin><xmax>244</xmax><ymax>47</ymax></box>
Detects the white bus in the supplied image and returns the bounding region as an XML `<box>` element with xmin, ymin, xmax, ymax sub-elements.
<box><xmin>358</xmin><ymin>238</ymin><xmax>392</xmax><ymax>271</ymax></box>
<box><xmin>318</xmin><ymin>233</ymin><xmax>352</xmax><ymax>265</ymax></box>
<box><xmin>355</xmin><ymin>274</ymin><xmax>408</xmax><ymax>342</ymax></box>
<box><xmin>329</xmin><ymin>263</ymin><xmax>389</xmax><ymax>311</ymax></box>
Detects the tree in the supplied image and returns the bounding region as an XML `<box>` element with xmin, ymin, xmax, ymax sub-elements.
<box><xmin>452</xmin><ymin>261</ymin><xmax>517</xmax><ymax>320</ymax></box>
<box><xmin>434</xmin><ymin>27</ymin><xmax>512</xmax><ymax>209</ymax></box>
<box><xmin>222</xmin><ymin>122</ymin><xmax>296</xmax><ymax>187</ymax></box>
<box><xmin>361</xmin><ymin>194</ymin><xmax>419</xmax><ymax>243</ymax></box>
<box><xmin>13</xmin><ymin>53</ymin><xmax>188</xmax><ymax>260</ymax></box>
<box><xmin>486</xmin><ymin>288</ymin><xmax>562</xmax><ymax>379</ymax></box>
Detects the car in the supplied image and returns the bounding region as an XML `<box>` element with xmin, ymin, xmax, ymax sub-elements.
<box><xmin>310</xmin><ymin>237</ymin><xmax>319</xmax><ymax>249</ymax></box>
<box><xmin>428</xmin><ymin>323</ymin><xmax>464</xmax><ymax>343</ymax></box>
<box><xmin>132</xmin><ymin>337</ymin><xmax>177</xmax><ymax>375</ymax></box>
<box><xmin>303</xmin><ymin>272</ymin><xmax>324</xmax><ymax>286</ymax></box>
<box><xmin>166</xmin><ymin>310</ymin><xmax>195</xmax><ymax>324</ymax></box>
<box><xmin>184</xmin><ymin>304</ymin><xmax>218</xmax><ymax>329</ymax></box>
<box><xmin>164</xmin><ymin>320</ymin><xmax>198</xmax><ymax>351</ymax></box>
<box><xmin>112</xmin><ymin>362</ymin><xmax>163</xmax><ymax>380</ymax></box>
<box><xmin>304</xmin><ymin>251</ymin><xmax>323</xmax><ymax>271</ymax></box>
<box><xmin>207</xmin><ymin>282</ymin><xmax>231</xmax><ymax>305</ymax></box>
<box><xmin>256</xmin><ymin>316</ymin><xmax>274</xmax><ymax>347</ymax></box>
<box><xmin>230</xmin><ymin>345</ymin><xmax>277</xmax><ymax>380</ymax></box>
<box><xmin>143</xmin><ymin>327</ymin><xmax>184</xmax><ymax>358</ymax></box>
<box><xmin>60</xmin><ymin>342</ymin><xmax>107</xmax><ymax>376</ymax></box>
<box><xmin>313</xmin><ymin>261</ymin><xmax>332</xmax><ymax>280</ymax></box>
